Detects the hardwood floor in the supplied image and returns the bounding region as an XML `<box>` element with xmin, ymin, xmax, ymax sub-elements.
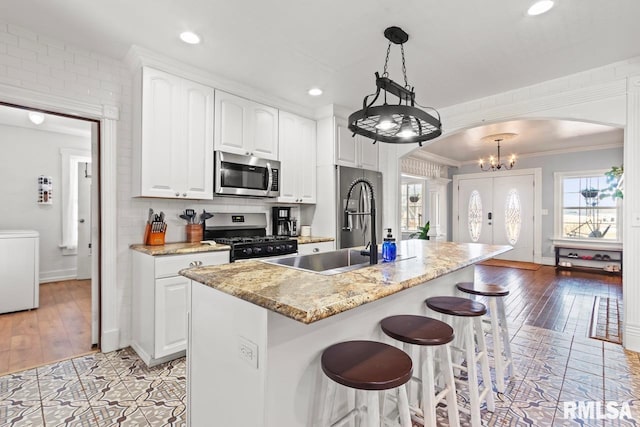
<box><xmin>475</xmin><ymin>264</ymin><xmax>623</xmax><ymax>338</ymax></box>
<box><xmin>0</xmin><ymin>280</ymin><xmax>93</xmax><ymax>376</ymax></box>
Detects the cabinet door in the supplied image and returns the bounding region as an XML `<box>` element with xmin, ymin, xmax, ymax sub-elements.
<box><xmin>278</xmin><ymin>113</ymin><xmax>316</xmax><ymax>204</ymax></box>
<box><xmin>182</xmin><ymin>80</ymin><xmax>214</xmax><ymax>199</ymax></box>
<box><xmin>335</xmin><ymin>118</ymin><xmax>357</xmax><ymax>167</ymax></box>
<box><xmin>358</xmin><ymin>135</ymin><xmax>379</xmax><ymax>171</ymax></box>
<box><xmin>298</xmin><ymin>116</ymin><xmax>317</xmax><ymax>203</ymax></box>
<box><xmin>250</xmin><ymin>103</ymin><xmax>279</xmax><ymax>160</ymax></box>
<box><xmin>277</xmin><ymin>112</ymin><xmax>299</xmax><ymax>203</ymax></box>
<box><xmin>155</xmin><ymin>275</ymin><xmax>190</xmax><ymax>358</ymax></box>
<box><xmin>214</xmin><ymin>91</ymin><xmax>248</xmax><ymax>156</ymax></box>
<box><xmin>140</xmin><ymin>68</ymin><xmax>183</xmax><ymax>198</ymax></box>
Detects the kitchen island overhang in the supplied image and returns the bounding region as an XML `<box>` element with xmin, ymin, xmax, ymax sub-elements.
<box><xmin>182</xmin><ymin>240</ymin><xmax>511</xmax><ymax>427</ymax></box>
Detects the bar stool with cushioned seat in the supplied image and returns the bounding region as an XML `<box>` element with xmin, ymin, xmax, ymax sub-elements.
<box><xmin>455</xmin><ymin>282</ymin><xmax>513</xmax><ymax>393</ymax></box>
<box><xmin>425</xmin><ymin>296</ymin><xmax>495</xmax><ymax>427</ymax></box>
<box><xmin>320</xmin><ymin>340</ymin><xmax>413</xmax><ymax>427</ymax></box>
<box><xmin>380</xmin><ymin>315</ymin><xmax>460</xmax><ymax>427</ymax></box>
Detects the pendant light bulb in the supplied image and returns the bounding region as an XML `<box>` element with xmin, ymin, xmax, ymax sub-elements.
<box><xmin>396</xmin><ymin>116</ymin><xmax>417</xmax><ymax>138</ymax></box>
<box><xmin>375</xmin><ymin>113</ymin><xmax>399</xmax><ymax>131</ymax></box>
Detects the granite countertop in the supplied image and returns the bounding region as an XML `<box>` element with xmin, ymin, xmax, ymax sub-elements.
<box><xmin>130</xmin><ymin>242</ymin><xmax>231</xmax><ymax>256</ymax></box>
<box><xmin>295</xmin><ymin>236</ymin><xmax>335</xmax><ymax>244</ymax></box>
<box><xmin>180</xmin><ymin>240</ymin><xmax>511</xmax><ymax>324</ymax></box>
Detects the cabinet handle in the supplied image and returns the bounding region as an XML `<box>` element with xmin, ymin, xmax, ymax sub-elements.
<box><xmin>183</xmin><ymin>193</ymin><xmax>187</xmax><ymax>197</ymax></box>
<box><xmin>175</xmin><ymin>192</ymin><xmax>180</xmax><ymax>197</ymax></box>
<box><xmin>313</xmin><ymin>247</ymin><xmax>320</xmax><ymax>253</ymax></box>
<box><xmin>189</xmin><ymin>260</ymin><xmax>203</xmax><ymax>267</ymax></box>
<box><xmin>246</xmin><ymin>151</ymin><xmax>250</xmax><ymax>156</ymax></box>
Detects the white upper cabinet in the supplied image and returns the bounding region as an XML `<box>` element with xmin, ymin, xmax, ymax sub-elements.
<box><xmin>214</xmin><ymin>90</ymin><xmax>279</xmax><ymax>160</ymax></box>
<box><xmin>278</xmin><ymin>111</ymin><xmax>316</xmax><ymax>204</ymax></box>
<box><xmin>335</xmin><ymin>118</ymin><xmax>379</xmax><ymax>171</ymax></box>
<box><xmin>134</xmin><ymin>67</ymin><xmax>214</xmax><ymax>199</ymax></box>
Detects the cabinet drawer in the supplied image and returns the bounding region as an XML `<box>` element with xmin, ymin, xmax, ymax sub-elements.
<box><xmin>155</xmin><ymin>251</ymin><xmax>229</xmax><ymax>278</ymax></box>
<box><xmin>297</xmin><ymin>241</ymin><xmax>335</xmax><ymax>256</ymax></box>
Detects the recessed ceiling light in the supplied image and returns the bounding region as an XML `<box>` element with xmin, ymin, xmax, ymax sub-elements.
<box><xmin>308</xmin><ymin>88</ymin><xmax>323</xmax><ymax>96</ymax></box>
<box><xmin>179</xmin><ymin>31</ymin><xmax>201</xmax><ymax>45</ymax></box>
<box><xmin>527</xmin><ymin>0</ymin><xmax>554</xmax><ymax>15</ymax></box>
<box><xmin>28</xmin><ymin>112</ymin><xmax>45</xmax><ymax>125</ymax></box>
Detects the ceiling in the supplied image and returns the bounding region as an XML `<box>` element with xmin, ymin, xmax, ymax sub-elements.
<box><xmin>2</xmin><ymin>0</ymin><xmax>640</xmax><ymax>113</ymax></box>
<box><xmin>1</xmin><ymin>2</ymin><xmax>636</xmax><ymax>160</ymax></box>
<box><xmin>419</xmin><ymin>119</ymin><xmax>624</xmax><ymax>164</ymax></box>
<box><xmin>0</xmin><ymin>105</ymin><xmax>92</xmax><ymax>137</ymax></box>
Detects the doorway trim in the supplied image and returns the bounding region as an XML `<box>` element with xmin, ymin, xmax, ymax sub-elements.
<box><xmin>0</xmin><ymin>83</ymin><xmax>120</xmax><ymax>352</ymax></box>
<box><xmin>452</xmin><ymin>168</ymin><xmax>542</xmax><ymax>264</ymax></box>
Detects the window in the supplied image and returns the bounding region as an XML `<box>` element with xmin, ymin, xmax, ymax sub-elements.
<box><xmin>555</xmin><ymin>170</ymin><xmax>620</xmax><ymax>241</ymax></box>
<box><xmin>401</xmin><ymin>179</ymin><xmax>425</xmax><ymax>231</ymax></box>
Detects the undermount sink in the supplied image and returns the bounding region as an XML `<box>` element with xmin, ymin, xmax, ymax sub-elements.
<box><xmin>262</xmin><ymin>248</ymin><xmax>414</xmax><ymax>275</ymax></box>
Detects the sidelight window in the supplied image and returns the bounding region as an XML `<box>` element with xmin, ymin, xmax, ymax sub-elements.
<box><xmin>468</xmin><ymin>190</ymin><xmax>482</xmax><ymax>242</ymax></box>
<box><xmin>504</xmin><ymin>189</ymin><xmax>521</xmax><ymax>245</ymax></box>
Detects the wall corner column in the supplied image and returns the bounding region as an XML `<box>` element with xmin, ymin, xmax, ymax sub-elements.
<box><xmin>100</xmin><ymin>116</ymin><xmax>120</xmax><ymax>352</ymax></box>
<box><xmin>623</xmin><ymin>75</ymin><xmax>640</xmax><ymax>352</ymax></box>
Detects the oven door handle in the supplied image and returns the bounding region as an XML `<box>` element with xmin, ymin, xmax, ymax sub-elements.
<box><xmin>266</xmin><ymin>162</ymin><xmax>274</xmax><ymax>195</ymax></box>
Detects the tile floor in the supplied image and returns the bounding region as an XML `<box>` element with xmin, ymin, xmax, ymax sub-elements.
<box><xmin>0</xmin><ymin>348</ymin><xmax>185</xmax><ymax>426</ymax></box>
<box><xmin>1</xmin><ymin>266</ymin><xmax>639</xmax><ymax>426</ymax></box>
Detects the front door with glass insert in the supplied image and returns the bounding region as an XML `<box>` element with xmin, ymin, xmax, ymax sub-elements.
<box><xmin>457</xmin><ymin>174</ymin><xmax>534</xmax><ymax>262</ymax></box>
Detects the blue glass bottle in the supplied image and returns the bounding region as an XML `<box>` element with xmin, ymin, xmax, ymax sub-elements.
<box><xmin>382</xmin><ymin>228</ymin><xmax>397</xmax><ymax>262</ymax></box>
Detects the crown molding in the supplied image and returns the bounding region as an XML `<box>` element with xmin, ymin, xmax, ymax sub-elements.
<box><xmin>125</xmin><ymin>45</ymin><xmax>314</xmax><ymax>119</ymax></box>
<box><xmin>459</xmin><ymin>141</ymin><xmax>624</xmax><ymax>166</ymax></box>
<box><xmin>406</xmin><ymin>150</ymin><xmax>460</xmax><ymax>167</ymax></box>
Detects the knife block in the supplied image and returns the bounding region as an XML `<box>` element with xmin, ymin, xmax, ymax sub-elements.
<box><xmin>186</xmin><ymin>224</ymin><xmax>203</xmax><ymax>243</ymax></box>
<box><xmin>145</xmin><ymin>223</ymin><xmax>166</xmax><ymax>246</ymax></box>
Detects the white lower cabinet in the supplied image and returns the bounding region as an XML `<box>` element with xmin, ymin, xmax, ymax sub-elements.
<box><xmin>132</xmin><ymin>250</ymin><xmax>229</xmax><ymax>366</ymax></box>
<box><xmin>297</xmin><ymin>241</ymin><xmax>335</xmax><ymax>255</ymax></box>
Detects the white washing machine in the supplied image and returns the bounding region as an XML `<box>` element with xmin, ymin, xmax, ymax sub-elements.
<box><xmin>0</xmin><ymin>230</ymin><xmax>40</xmax><ymax>314</ymax></box>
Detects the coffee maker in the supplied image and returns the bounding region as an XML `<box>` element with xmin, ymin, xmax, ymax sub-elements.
<box><xmin>272</xmin><ymin>207</ymin><xmax>296</xmax><ymax>236</ymax></box>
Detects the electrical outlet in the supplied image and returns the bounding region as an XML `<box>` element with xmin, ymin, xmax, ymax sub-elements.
<box><xmin>238</xmin><ymin>336</ymin><xmax>258</xmax><ymax>369</ymax></box>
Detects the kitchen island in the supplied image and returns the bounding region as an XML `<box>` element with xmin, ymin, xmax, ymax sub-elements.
<box><xmin>181</xmin><ymin>240</ymin><xmax>511</xmax><ymax>426</ymax></box>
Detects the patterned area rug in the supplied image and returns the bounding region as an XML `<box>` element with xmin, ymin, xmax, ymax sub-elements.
<box><xmin>589</xmin><ymin>296</ymin><xmax>622</xmax><ymax>344</ymax></box>
<box><xmin>478</xmin><ymin>258</ymin><xmax>541</xmax><ymax>271</ymax></box>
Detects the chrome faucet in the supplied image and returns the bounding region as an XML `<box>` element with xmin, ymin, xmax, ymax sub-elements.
<box><xmin>342</xmin><ymin>178</ymin><xmax>377</xmax><ymax>265</ymax></box>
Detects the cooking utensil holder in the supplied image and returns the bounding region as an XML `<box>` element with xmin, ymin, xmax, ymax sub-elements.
<box><xmin>145</xmin><ymin>223</ymin><xmax>166</xmax><ymax>246</ymax></box>
<box><xmin>186</xmin><ymin>224</ymin><xmax>203</xmax><ymax>243</ymax></box>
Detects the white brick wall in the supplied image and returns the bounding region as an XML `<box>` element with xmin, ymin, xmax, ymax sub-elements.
<box><xmin>0</xmin><ymin>20</ymin><xmax>135</xmax><ymax>348</ymax></box>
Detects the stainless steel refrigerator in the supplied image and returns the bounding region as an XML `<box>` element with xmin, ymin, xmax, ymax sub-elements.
<box><xmin>336</xmin><ymin>165</ymin><xmax>383</xmax><ymax>249</ymax></box>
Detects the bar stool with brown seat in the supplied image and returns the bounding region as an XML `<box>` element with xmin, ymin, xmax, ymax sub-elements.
<box><xmin>425</xmin><ymin>296</ymin><xmax>495</xmax><ymax>427</ymax></box>
<box><xmin>320</xmin><ymin>340</ymin><xmax>413</xmax><ymax>427</ymax></box>
<box><xmin>380</xmin><ymin>315</ymin><xmax>460</xmax><ymax>427</ymax></box>
<box><xmin>456</xmin><ymin>282</ymin><xmax>513</xmax><ymax>393</ymax></box>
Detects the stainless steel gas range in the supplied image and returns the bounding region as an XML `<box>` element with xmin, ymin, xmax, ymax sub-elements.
<box><xmin>203</xmin><ymin>213</ymin><xmax>297</xmax><ymax>262</ymax></box>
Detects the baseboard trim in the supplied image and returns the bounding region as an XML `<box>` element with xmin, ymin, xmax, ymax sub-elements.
<box><xmin>40</xmin><ymin>269</ymin><xmax>77</xmax><ymax>283</ymax></box>
<box><xmin>101</xmin><ymin>328</ymin><xmax>120</xmax><ymax>353</ymax></box>
<box><xmin>624</xmin><ymin>323</ymin><xmax>640</xmax><ymax>352</ymax></box>
<box><xmin>541</xmin><ymin>256</ymin><xmax>556</xmax><ymax>266</ymax></box>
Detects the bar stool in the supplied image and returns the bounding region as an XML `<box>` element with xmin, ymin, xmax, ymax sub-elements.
<box><xmin>320</xmin><ymin>340</ymin><xmax>413</xmax><ymax>427</ymax></box>
<box><xmin>425</xmin><ymin>296</ymin><xmax>495</xmax><ymax>427</ymax></box>
<box><xmin>380</xmin><ymin>315</ymin><xmax>460</xmax><ymax>427</ymax></box>
<box><xmin>456</xmin><ymin>282</ymin><xmax>513</xmax><ymax>393</ymax></box>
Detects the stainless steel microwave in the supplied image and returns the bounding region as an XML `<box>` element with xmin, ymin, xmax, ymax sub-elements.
<box><xmin>214</xmin><ymin>151</ymin><xmax>280</xmax><ymax>198</ymax></box>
